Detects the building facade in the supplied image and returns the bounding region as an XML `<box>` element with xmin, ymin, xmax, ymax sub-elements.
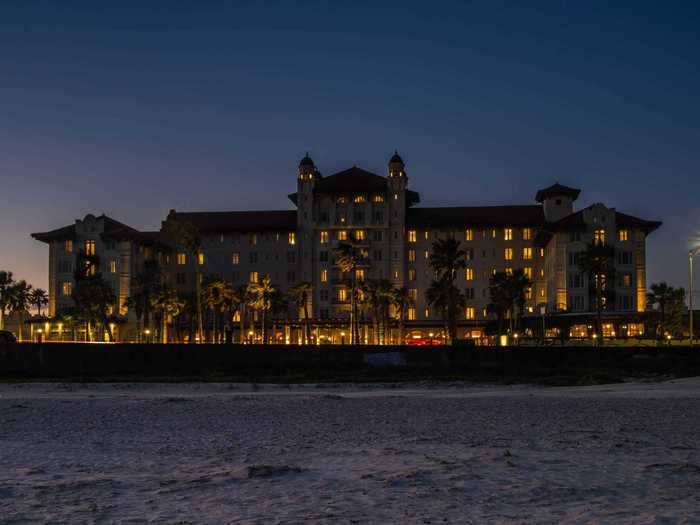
<box><xmin>32</xmin><ymin>153</ymin><xmax>661</xmax><ymax>343</ymax></box>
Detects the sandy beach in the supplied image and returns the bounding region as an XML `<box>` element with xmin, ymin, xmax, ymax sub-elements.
<box><xmin>1</xmin><ymin>379</ymin><xmax>699</xmax><ymax>524</ymax></box>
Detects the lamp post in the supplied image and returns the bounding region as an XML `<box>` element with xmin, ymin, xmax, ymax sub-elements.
<box><xmin>690</xmin><ymin>248</ymin><xmax>700</xmax><ymax>346</ymax></box>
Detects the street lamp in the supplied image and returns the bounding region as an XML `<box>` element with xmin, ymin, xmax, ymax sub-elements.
<box><xmin>690</xmin><ymin>247</ymin><xmax>700</xmax><ymax>346</ymax></box>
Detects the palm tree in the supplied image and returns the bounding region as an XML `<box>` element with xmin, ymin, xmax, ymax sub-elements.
<box><xmin>8</xmin><ymin>280</ymin><xmax>32</xmax><ymax>341</ymax></box>
<box><xmin>151</xmin><ymin>287</ymin><xmax>185</xmax><ymax>343</ymax></box>
<box><xmin>488</xmin><ymin>270</ymin><xmax>532</xmax><ymax>337</ymax></box>
<box><xmin>270</xmin><ymin>288</ymin><xmax>289</xmax><ymax>343</ymax></box>
<box><xmin>333</xmin><ymin>242</ymin><xmax>363</xmax><ymax>344</ymax></box>
<box><xmin>375</xmin><ymin>279</ymin><xmax>395</xmax><ymax>344</ymax></box>
<box><xmin>131</xmin><ymin>260</ymin><xmax>161</xmax><ymax>339</ymax></box>
<box><xmin>232</xmin><ymin>284</ymin><xmax>250</xmax><ymax>343</ymax></box>
<box><xmin>163</xmin><ymin>218</ymin><xmax>204</xmax><ymax>343</ymax></box>
<box><xmin>359</xmin><ymin>279</ymin><xmax>381</xmax><ymax>344</ymax></box>
<box><xmin>428</xmin><ymin>238</ymin><xmax>467</xmax><ymax>342</ymax></box>
<box><xmin>647</xmin><ymin>282</ymin><xmax>685</xmax><ymax>339</ymax></box>
<box><xmin>72</xmin><ymin>251</ymin><xmax>117</xmax><ymax>342</ymax></box>
<box><xmin>289</xmin><ymin>281</ymin><xmax>313</xmax><ymax>344</ymax></box>
<box><xmin>247</xmin><ymin>274</ymin><xmax>275</xmax><ymax>344</ymax></box>
<box><xmin>203</xmin><ymin>279</ymin><xmax>235</xmax><ymax>343</ymax></box>
<box><xmin>429</xmin><ymin>238</ymin><xmax>467</xmax><ymax>282</ymax></box>
<box><xmin>391</xmin><ymin>286</ymin><xmax>413</xmax><ymax>345</ymax></box>
<box><xmin>29</xmin><ymin>288</ymin><xmax>48</xmax><ymax>317</ymax></box>
<box><xmin>426</xmin><ymin>279</ymin><xmax>465</xmax><ymax>343</ymax></box>
<box><xmin>0</xmin><ymin>271</ymin><xmax>15</xmax><ymax>331</ymax></box>
<box><xmin>577</xmin><ymin>243</ymin><xmax>616</xmax><ymax>344</ymax></box>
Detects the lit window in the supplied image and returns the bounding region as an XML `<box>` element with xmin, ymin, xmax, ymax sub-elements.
<box><xmin>407</xmin><ymin>307</ymin><xmax>416</xmax><ymax>321</ymax></box>
<box><xmin>465</xmin><ymin>307</ymin><xmax>475</xmax><ymax>320</ymax></box>
<box><xmin>232</xmin><ymin>253</ymin><xmax>240</xmax><ymax>265</ymax></box>
<box><xmin>594</xmin><ymin>229</ymin><xmax>606</xmax><ymax>246</ymax></box>
<box><xmin>338</xmin><ymin>288</ymin><xmax>348</xmax><ymax>302</ymax></box>
<box><xmin>393</xmin><ymin>270</ymin><xmax>400</xmax><ymax>279</ymax></box>
<box><xmin>249</xmin><ymin>271</ymin><xmax>259</xmax><ymax>283</ymax></box>
<box><xmin>197</xmin><ymin>253</ymin><xmax>205</xmax><ymax>265</ymax></box>
<box><xmin>465</xmin><ymin>229</ymin><xmax>473</xmax><ymax>241</ymax></box>
<box><xmin>337</xmin><ymin>230</ymin><xmax>348</xmax><ymax>241</ymax></box>
<box><xmin>355</xmin><ymin>230</ymin><xmax>366</xmax><ymax>241</ymax></box>
<box><xmin>109</xmin><ymin>260</ymin><xmax>117</xmax><ymax>273</ymax></box>
<box><xmin>505</xmin><ymin>267</ymin><xmax>513</xmax><ymax>276</ymax></box>
<box><xmin>622</xmin><ymin>273</ymin><xmax>632</xmax><ymax>287</ymax></box>
<box><xmin>539</xmin><ymin>248</ymin><xmax>545</xmax><ymax>257</ymax></box>
<box><xmin>523</xmin><ymin>228</ymin><xmax>532</xmax><ymax>240</ymax></box>
<box><xmin>355</xmin><ymin>269</ymin><xmax>365</xmax><ymax>281</ymax></box>
<box><xmin>540</xmin><ymin>268</ymin><xmax>545</xmax><ymax>278</ymax></box>
<box><xmin>320</xmin><ymin>231</ymin><xmax>329</xmax><ymax>244</ymax></box>
<box><xmin>354</xmin><ymin>195</ymin><xmax>366</xmax><ymax>203</ymax></box>
<box><xmin>394</xmin><ymin>193</ymin><xmax>399</xmax><ymax>200</ymax></box>
<box><xmin>525</xmin><ymin>287</ymin><xmax>533</xmax><ymax>300</ymax></box>
<box><xmin>524</xmin><ymin>267</ymin><xmax>533</xmax><ymax>279</ymax></box>
<box><xmin>618</xmin><ymin>229</ymin><xmax>629</xmax><ymax>242</ymax></box>
<box><xmin>408</xmin><ymin>269</ymin><xmax>416</xmax><ymax>281</ymax></box>
<box><xmin>65</xmin><ymin>240</ymin><xmax>73</xmax><ymax>253</ymax></box>
<box><xmin>320</xmin><ymin>269</ymin><xmax>328</xmax><ymax>282</ymax></box>
<box><xmin>491</xmin><ymin>229</ymin><xmax>497</xmax><ymax>238</ymax></box>
<box><xmin>408</xmin><ymin>230</ymin><xmax>417</xmax><ymax>243</ymax></box>
<box><xmin>424</xmin><ymin>231</ymin><xmax>429</xmax><ymax>240</ymax></box>
<box><xmin>408</xmin><ymin>249</ymin><xmax>416</xmax><ymax>262</ymax></box>
<box><xmin>504</xmin><ymin>248</ymin><xmax>513</xmax><ymax>260</ymax></box>
<box><xmin>408</xmin><ymin>289</ymin><xmax>418</xmax><ymax>301</ymax></box>
<box><xmin>177</xmin><ymin>253</ymin><xmax>186</xmax><ymax>265</ymax></box>
<box><xmin>288</xmin><ymin>232</ymin><xmax>296</xmax><ymax>245</ymax></box>
<box><xmin>504</xmin><ymin>228</ymin><xmax>513</xmax><ymax>241</ymax></box>
<box><xmin>424</xmin><ymin>307</ymin><xmax>430</xmax><ymax>318</ymax></box>
<box><xmin>84</xmin><ymin>240</ymin><xmax>96</xmax><ymax>256</ymax></box>
<box><xmin>523</xmin><ymin>247</ymin><xmax>533</xmax><ymax>260</ymax></box>
<box><xmin>372</xmin><ymin>194</ymin><xmax>384</xmax><ymax>203</ymax></box>
<box><xmin>465</xmin><ymin>268</ymin><xmax>473</xmax><ymax>281</ymax></box>
<box><xmin>62</xmin><ymin>282</ymin><xmax>72</xmax><ymax>296</ymax></box>
<box><xmin>424</xmin><ymin>250</ymin><xmax>429</xmax><ymax>259</ymax></box>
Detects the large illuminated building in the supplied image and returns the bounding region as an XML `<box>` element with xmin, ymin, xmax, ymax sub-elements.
<box><xmin>32</xmin><ymin>152</ymin><xmax>661</xmax><ymax>343</ymax></box>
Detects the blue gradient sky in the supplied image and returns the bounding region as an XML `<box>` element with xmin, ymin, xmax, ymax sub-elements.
<box><xmin>1</xmin><ymin>1</ymin><xmax>699</xmax><ymax>291</ymax></box>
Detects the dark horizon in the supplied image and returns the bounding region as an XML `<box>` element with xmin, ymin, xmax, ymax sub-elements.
<box><xmin>2</xmin><ymin>1</ymin><xmax>699</xmax><ymax>292</ymax></box>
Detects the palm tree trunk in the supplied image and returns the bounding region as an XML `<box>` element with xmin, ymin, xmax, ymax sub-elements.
<box><xmin>195</xmin><ymin>269</ymin><xmax>203</xmax><ymax>342</ymax></box>
<box><xmin>239</xmin><ymin>306</ymin><xmax>245</xmax><ymax>343</ymax></box>
<box><xmin>304</xmin><ymin>302</ymin><xmax>310</xmax><ymax>345</ymax></box>
<box><xmin>596</xmin><ymin>289</ymin><xmax>604</xmax><ymax>347</ymax></box>
<box><xmin>261</xmin><ymin>308</ymin><xmax>267</xmax><ymax>344</ymax></box>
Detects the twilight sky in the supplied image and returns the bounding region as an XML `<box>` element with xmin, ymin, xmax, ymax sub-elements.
<box><xmin>1</xmin><ymin>1</ymin><xmax>699</xmax><ymax>292</ymax></box>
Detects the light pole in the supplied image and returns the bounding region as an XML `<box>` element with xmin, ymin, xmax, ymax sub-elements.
<box><xmin>690</xmin><ymin>248</ymin><xmax>700</xmax><ymax>346</ymax></box>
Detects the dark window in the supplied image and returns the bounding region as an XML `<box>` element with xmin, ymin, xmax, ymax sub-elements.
<box><xmin>249</xmin><ymin>252</ymin><xmax>258</xmax><ymax>263</ymax></box>
<box><xmin>373</xmin><ymin>230</ymin><xmax>383</xmax><ymax>242</ymax></box>
<box><xmin>287</xmin><ymin>251</ymin><xmax>296</xmax><ymax>264</ymax></box>
<box><xmin>176</xmin><ymin>273</ymin><xmax>187</xmax><ymax>285</ymax></box>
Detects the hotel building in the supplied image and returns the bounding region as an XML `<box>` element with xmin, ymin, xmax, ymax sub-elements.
<box><xmin>32</xmin><ymin>152</ymin><xmax>661</xmax><ymax>342</ymax></box>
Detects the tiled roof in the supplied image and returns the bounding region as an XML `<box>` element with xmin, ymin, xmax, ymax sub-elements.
<box><xmin>314</xmin><ymin>166</ymin><xmax>388</xmax><ymax>194</ymax></box>
<box><xmin>406</xmin><ymin>205</ymin><xmax>545</xmax><ymax>228</ymax></box>
<box><xmin>166</xmin><ymin>210</ymin><xmax>296</xmax><ymax>232</ymax></box>
<box><xmin>31</xmin><ymin>215</ymin><xmax>142</xmax><ymax>243</ymax></box>
<box><xmin>535</xmin><ymin>183</ymin><xmax>581</xmax><ymax>202</ymax></box>
<box><xmin>534</xmin><ymin>208</ymin><xmax>662</xmax><ymax>246</ymax></box>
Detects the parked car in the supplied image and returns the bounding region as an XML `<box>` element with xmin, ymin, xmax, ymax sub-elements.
<box><xmin>0</xmin><ymin>330</ymin><xmax>17</xmax><ymax>344</ymax></box>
